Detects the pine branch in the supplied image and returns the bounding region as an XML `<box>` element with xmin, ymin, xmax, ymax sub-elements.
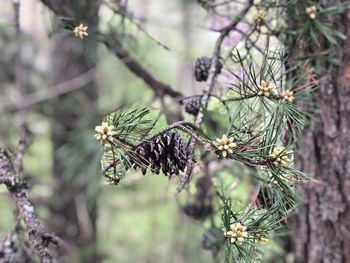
<box><xmin>39</xmin><ymin>0</ymin><xmax>74</xmax><ymax>16</ymax></box>
<box><xmin>0</xmin><ymin>3</ymin><xmax>58</xmax><ymax>262</ymax></box>
<box><xmin>102</xmin><ymin>121</ymin><xmax>207</xmax><ymax>176</ymax></box>
<box><xmin>13</xmin><ymin>0</ymin><xmax>29</xmax><ymax>178</ymax></box>
<box><xmin>1</xmin><ymin>67</ymin><xmax>97</xmax><ymax>113</ymax></box>
<box><xmin>102</xmin><ymin>37</ymin><xmax>182</xmax><ymax>98</ymax></box>
<box><xmin>224</xmin><ymin>94</ymin><xmax>258</xmax><ymax>102</ymax></box>
<box><xmin>39</xmin><ymin>0</ymin><xmax>182</xmax><ymax>99</ymax></box>
<box><xmin>177</xmin><ymin>0</ymin><xmax>254</xmax><ymax>192</ymax></box>
<box><xmin>0</xmin><ymin>149</ymin><xmax>56</xmax><ymax>263</ymax></box>
<box><xmin>103</xmin><ymin>0</ymin><xmax>171</xmax><ymax>51</ymax></box>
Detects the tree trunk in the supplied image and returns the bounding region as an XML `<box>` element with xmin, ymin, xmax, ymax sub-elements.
<box><xmin>48</xmin><ymin>2</ymin><xmax>100</xmax><ymax>262</ymax></box>
<box><xmin>292</xmin><ymin>2</ymin><xmax>350</xmax><ymax>262</ymax></box>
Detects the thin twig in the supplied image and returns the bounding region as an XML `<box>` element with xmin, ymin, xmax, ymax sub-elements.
<box><xmin>102</xmin><ymin>36</ymin><xmax>182</xmax><ymax>98</ymax></box>
<box><xmin>1</xmin><ymin>3</ymin><xmax>57</xmax><ymax>263</ymax></box>
<box><xmin>13</xmin><ymin>0</ymin><xmax>29</xmax><ymax>178</ymax></box>
<box><xmin>177</xmin><ymin>0</ymin><xmax>254</xmax><ymax>192</ymax></box>
<box><xmin>1</xmin><ymin>67</ymin><xmax>97</xmax><ymax>113</ymax></box>
<box><xmin>0</xmin><ymin>149</ymin><xmax>55</xmax><ymax>263</ymax></box>
<box><xmin>38</xmin><ymin>0</ymin><xmax>181</xmax><ymax>100</ymax></box>
<box><xmin>224</xmin><ymin>93</ymin><xmax>258</xmax><ymax>102</ymax></box>
<box><xmin>103</xmin><ymin>0</ymin><xmax>171</xmax><ymax>51</ymax></box>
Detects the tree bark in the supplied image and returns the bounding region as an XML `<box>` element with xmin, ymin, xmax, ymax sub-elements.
<box><xmin>292</xmin><ymin>2</ymin><xmax>350</xmax><ymax>262</ymax></box>
<box><xmin>47</xmin><ymin>2</ymin><xmax>100</xmax><ymax>262</ymax></box>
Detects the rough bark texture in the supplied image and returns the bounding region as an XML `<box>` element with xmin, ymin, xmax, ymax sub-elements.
<box><xmin>0</xmin><ymin>149</ymin><xmax>54</xmax><ymax>263</ymax></box>
<box><xmin>292</xmin><ymin>2</ymin><xmax>350</xmax><ymax>262</ymax></box>
<box><xmin>47</xmin><ymin>2</ymin><xmax>100</xmax><ymax>263</ymax></box>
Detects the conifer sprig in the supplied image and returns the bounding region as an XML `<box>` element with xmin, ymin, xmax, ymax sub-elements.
<box><xmin>92</xmin><ymin>0</ymin><xmax>345</xmax><ymax>261</ymax></box>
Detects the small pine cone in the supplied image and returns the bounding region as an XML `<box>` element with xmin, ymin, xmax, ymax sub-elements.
<box><xmin>131</xmin><ymin>131</ymin><xmax>188</xmax><ymax>176</ymax></box>
<box><xmin>182</xmin><ymin>203</ymin><xmax>213</xmax><ymax>220</ymax></box>
<box><xmin>182</xmin><ymin>175</ymin><xmax>213</xmax><ymax>219</ymax></box>
<box><xmin>181</xmin><ymin>96</ymin><xmax>202</xmax><ymax>115</ymax></box>
<box><xmin>194</xmin><ymin>56</ymin><xmax>222</xmax><ymax>82</ymax></box>
<box><xmin>195</xmin><ymin>175</ymin><xmax>213</xmax><ymax>199</ymax></box>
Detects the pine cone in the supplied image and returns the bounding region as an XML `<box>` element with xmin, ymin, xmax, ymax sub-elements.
<box><xmin>130</xmin><ymin>131</ymin><xmax>188</xmax><ymax>176</ymax></box>
<box><xmin>181</xmin><ymin>176</ymin><xmax>213</xmax><ymax>219</ymax></box>
<box><xmin>181</xmin><ymin>96</ymin><xmax>202</xmax><ymax>115</ymax></box>
<box><xmin>194</xmin><ymin>56</ymin><xmax>222</xmax><ymax>82</ymax></box>
<box><xmin>182</xmin><ymin>203</ymin><xmax>213</xmax><ymax>219</ymax></box>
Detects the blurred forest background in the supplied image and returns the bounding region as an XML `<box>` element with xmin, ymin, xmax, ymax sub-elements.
<box><xmin>0</xmin><ymin>0</ymin><xmax>349</xmax><ymax>263</ymax></box>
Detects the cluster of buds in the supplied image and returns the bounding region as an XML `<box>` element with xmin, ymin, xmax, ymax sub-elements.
<box><xmin>280</xmin><ymin>90</ymin><xmax>295</xmax><ymax>103</ymax></box>
<box><xmin>257</xmin><ymin>81</ymin><xmax>296</xmax><ymax>102</ymax></box>
<box><xmin>256</xmin><ymin>233</ymin><xmax>269</xmax><ymax>244</ymax></box>
<box><xmin>306</xmin><ymin>6</ymin><xmax>317</xmax><ymax>20</ymax></box>
<box><xmin>215</xmin><ymin>134</ymin><xmax>236</xmax><ymax>158</ymax></box>
<box><xmin>73</xmin><ymin>24</ymin><xmax>88</xmax><ymax>39</ymax></box>
<box><xmin>94</xmin><ymin>122</ymin><xmax>116</xmax><ymax>144</ymax></box>
<box><xmin>224</xmin><ymin>223</ymin><xmax>248</xmax><ymax>244</ymax></box>
<box><xmin>253</xmin><ymin>9</ymin><xmax>266</xmax><ymax>24</ymax></box>
<box><xmin>270</xmin><ymin>147</ymin><xmax>291</xmax><ymax>166</ymax></box>
<box><xmin>257</xmin><ymin>80</ymin><xmax>276</xmax><ymax>97</ymax></box>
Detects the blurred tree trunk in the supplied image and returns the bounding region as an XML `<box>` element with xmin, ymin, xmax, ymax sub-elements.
<box><xmin>48</xmin><ymin>2</ymin><xmax>100</xmax><ymax>262</ymax></box>
<box><xmin>291</xmin><ymin>3</ymin><xmax>350</xmax><ymax>262</ymax></box>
